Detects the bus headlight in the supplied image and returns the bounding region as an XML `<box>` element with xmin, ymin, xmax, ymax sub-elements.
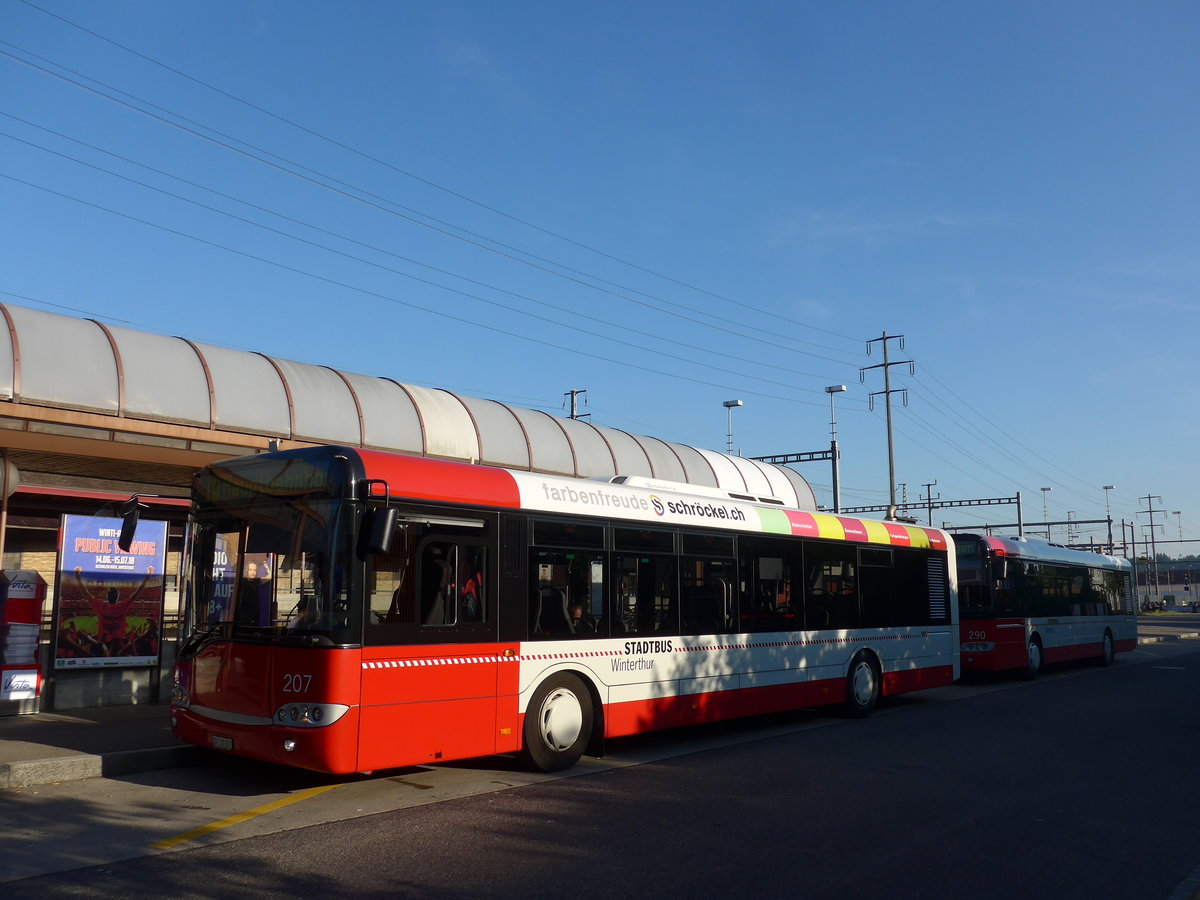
<box><xmin>271</xmin><ymin>702</ymin><xmax>350</xmax><ymax>728</ymax></box>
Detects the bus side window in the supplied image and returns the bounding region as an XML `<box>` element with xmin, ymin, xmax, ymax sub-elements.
<box><xmin>616</xmin><ymin>555</ymin><xmax>677</xmax><ymax>638</ymax></box>
<box><xmin>367</xmin><ymin>529</ymin><xmax>490</xmax><ymax>644</ymax></box>
<box><xmin>458</xmin><ymin>547</ymin><xmax>486</xmax><ymax>623</ymax></box>
<box><xmin>805</xmin><ymin>545</ymin><xmax>860</xmax><ymax>629</ymax></box>
<box><xmin>680</xmin><ymin>557</ymin><xmax>734</xmax><ymax>635</ymax></box>
<box><xmin>420</xmin><ymin>542</ymin><xmax>457</xmax><ymax>626</ymax></box>
<box><xmin>368</xmin><ymin>525</ymin><xmax>414</xmax><ymax>626</ymax></box>
<box><xmin>528</xmin><ymin>549</ymin><xmax>605</xmax><ymax>639</ymax></box>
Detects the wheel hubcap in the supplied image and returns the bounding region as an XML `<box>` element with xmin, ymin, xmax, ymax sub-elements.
<box><xmin>538</xmin><ymin>688</ymin><xmax>583</xmax><ymax>751</ymax></box>
<box><xmin>851</xmin><ymin>662</ymin><xmax>875</xmax><ymax>706</ymax></box>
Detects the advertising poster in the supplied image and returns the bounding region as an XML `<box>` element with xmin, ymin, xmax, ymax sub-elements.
<box><xmin>55</xmin><ymin>515</ymin><xmax>168</xmax><ymax>668</ymax></box>
<box><xmin>203</xmin><ymin>536</ymin><xmax>273</xmax><ymax>625</ymax></box>
<box><xmin>208</xmin><ymin>533</ymin><xmax>235</xmax><ymax>623</ymax></box>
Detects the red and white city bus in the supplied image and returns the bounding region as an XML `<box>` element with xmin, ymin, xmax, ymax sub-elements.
<box><xmin>163</xmin><ymin>445</ymin><xmax>959</xmax><ymax>774</ymax></box>
<box><xmin>953</xmin><ymin>533</ymin><xmax>1135</xmax><ymax>677</ymax></box>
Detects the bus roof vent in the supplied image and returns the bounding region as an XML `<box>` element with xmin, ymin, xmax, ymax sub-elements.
<box><xmin>609</xmin><ymin>475</ymin><xmax>785</xmax><ymax>507</ymax></box>
<box><xmin>610</xmin><ymin>475</ymin><xmax>742</xmax><ymax>501</ymax></box>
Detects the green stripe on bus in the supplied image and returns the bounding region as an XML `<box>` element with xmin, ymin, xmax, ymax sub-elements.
<box><xmin>755</xmin><ymin>506</ymin><xmax>792</xmax><ymax>534</ymax></box>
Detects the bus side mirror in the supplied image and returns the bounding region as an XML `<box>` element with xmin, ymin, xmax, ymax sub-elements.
<box><xmin>118</xmin><ymin>496</ymin><xmax>147</xmax><ymax>552</ymax></box>
<box><xmin>365</xmin><ymin>507</ymin><xmax>399</xmax><ymax>555</ymax></box>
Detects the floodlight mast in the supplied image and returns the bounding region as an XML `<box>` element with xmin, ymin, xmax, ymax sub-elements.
<box><xmin>722</xmin><ymin>399</ymin><xmax>743</xmax><ymax>454</ymax></box>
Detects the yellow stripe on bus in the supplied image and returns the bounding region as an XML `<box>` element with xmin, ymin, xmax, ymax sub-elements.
<box><xmin>903</xmin><ymin>526</ymin><xmax>931</xmax><ymax>548</ymax></box>
<box><xmin>810</xmin><ymin>512</ymin><xmax>845</xmax><ymax>540</ymax></box>
<box><xmin>860</xmin><ymin>520</ymin><xmax>892</xmax><ymax>544</ymax></box>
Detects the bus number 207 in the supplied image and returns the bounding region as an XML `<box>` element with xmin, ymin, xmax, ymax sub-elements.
<box><xmin>282</xmin><ymin>673</ymin><xmax>312</xmax><ymax>693</ymax></box>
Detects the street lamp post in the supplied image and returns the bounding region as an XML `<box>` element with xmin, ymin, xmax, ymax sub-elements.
<box><xmin>825</xmin><ymin>385</ymin><xmax>847</xmax><ymax>513</ymax></box>
<box><xmin>1172</xmin><ymin>511</ymin><xmax>1183</xmax><ymax>602</ymax></box>
<box><xmin>722</xmin><ymin>399</ymin><xmax>742</xmax><ymax>454</ymax></box>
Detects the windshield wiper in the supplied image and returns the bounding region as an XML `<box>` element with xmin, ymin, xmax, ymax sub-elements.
<box><xmin>177</xmin><ymin>623</ymin><xmax>225</xmax><ymax>659</ymax></box>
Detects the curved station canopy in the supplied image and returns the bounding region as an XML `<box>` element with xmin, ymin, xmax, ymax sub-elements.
<box><xmin>0</xmin><ymin>303</ymin><xmax>818</xmax><ymax>509</ymax></box>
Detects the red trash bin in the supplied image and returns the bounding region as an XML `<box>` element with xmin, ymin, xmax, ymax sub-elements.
<box><xmin>1</xmin><ymin>569</ymin><xmax>46</xmax><ymax>703</ymax></box>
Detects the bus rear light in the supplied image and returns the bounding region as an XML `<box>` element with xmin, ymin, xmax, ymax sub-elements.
<box><xmin>272</xmin><ymin>702</ymin><xmax>350</xmax><ymax>728</ymax></box>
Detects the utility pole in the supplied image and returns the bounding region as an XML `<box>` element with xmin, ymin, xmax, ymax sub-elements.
<box><xmin>860</xmin><ymin>332</ymin><xmax>913</xmax><ymax>514</ymax></box>
<box><xmin>824</xmin><ymin>385</ymin><xmax>846</xmax><ymax>513</ymax></box>
<box><xmin>1103</xmin><ymin>485</ymin><xmax>1115</xmax><ymax>554</ymax></box>
<box><xmin>921</xmin><ymin>480</ymin><xmax>939</xmax><ymax>527</ymax></box>
<box><xmin>564</xmin><ymin>389</ymin><xmax>590</xmax><ymax>421</ymax></box>
<box><xmin>1139</xmin><ymin>494</ymin><xmax>1163</xmax><ymax>598</ymax></box>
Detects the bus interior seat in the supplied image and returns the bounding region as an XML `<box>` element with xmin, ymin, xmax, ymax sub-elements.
<box><xmin>539</xmin><ymin>587</ymin><xmax>573</xmax><ymax>635</ymax></box>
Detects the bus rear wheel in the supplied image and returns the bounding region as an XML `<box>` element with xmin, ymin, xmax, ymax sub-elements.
<box><xmin>1022</xmin><ymin>636</ymin><xmax>1043</xmax><ymax>680</ymax></box>
<box><xmin>1098</xmin><ymin>630</ymin><xmax>1115</xmax><ymax>666</ymax></box>
<box><xmin>844</xmin><ymin>651</ymin><xmax>880</xmax><ymax>718</ymax></box>
<box><xmin>521</xmin><ymin>673</ymin><xmax>593</xmax><ymax>772</ymax></box>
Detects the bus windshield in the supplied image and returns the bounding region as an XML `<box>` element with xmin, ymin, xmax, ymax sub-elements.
<box><xmin>185</xmin><ymin>495</ymin><xmax>354</xmax><ymax>646</ymax></box>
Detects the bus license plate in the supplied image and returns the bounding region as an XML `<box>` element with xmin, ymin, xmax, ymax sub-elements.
<box><xmin>210</xmin><ymin>735</ymin><xmax>234</xmax><ymax>751</ymax></box>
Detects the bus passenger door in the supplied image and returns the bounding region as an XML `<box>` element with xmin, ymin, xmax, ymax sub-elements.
<box><xmin>359</xmin><ymin>524</ymin><xmax>500</xmax><ymax>771</ymax></box>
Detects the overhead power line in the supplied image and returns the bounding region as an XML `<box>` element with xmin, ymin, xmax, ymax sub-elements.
<box><xmin>0</xmin><ymin>29</ymin><xmax>863</xmax><ymax>359</ymax></box>
<box><xmin>21</xmin><ymin>0</ymin><xmax>868</xmax><ymax>345</ymax></box>
<box><xmin>0</xmin><ymin>123</ymin><xmax>860</xmax><ymax>395</ymax></box>
<box><xmin>2</xmin><ymin>171</ymin><xmax>834</xmax><ymax>407</ymax></box>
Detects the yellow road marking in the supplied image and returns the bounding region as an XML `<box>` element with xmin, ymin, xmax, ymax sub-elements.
<box><xmin>151</xmin><ymin>784</ymin><xmax>338</xmax><ymax>851</ymax></box>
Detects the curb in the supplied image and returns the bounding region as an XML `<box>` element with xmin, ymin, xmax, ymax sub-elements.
<box><xmin>0</xmin><ymin>745</ymin><xmax>204</xmax><ymax>790</ymax></box>
<box><xmin>1138</xmin><ymin>632</ymin><xmax>1200</xmax><ymax>645</ymax></box>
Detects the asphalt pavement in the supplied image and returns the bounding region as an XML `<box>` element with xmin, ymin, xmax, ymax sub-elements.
<box><xmin>2</xmin><ymin>617</ymin><xmax>1198</xmax><ymax>790</ymax></box>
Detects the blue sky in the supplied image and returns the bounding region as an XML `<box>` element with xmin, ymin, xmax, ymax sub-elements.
<box><xmin>2</xmin><ymin>1</ymin><xmax>1197</xmax><ymax>556</ymax></box>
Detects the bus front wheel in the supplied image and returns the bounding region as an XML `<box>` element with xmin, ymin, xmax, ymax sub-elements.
<box><xmin>521</xmin><ymin>673</ymin><xmax>594</xmax><ymax>772</ymax></box>
<box><xmin>844</xmin><ymin>651</ymin><xmax>880</xmax><ymax>718</ymax></box>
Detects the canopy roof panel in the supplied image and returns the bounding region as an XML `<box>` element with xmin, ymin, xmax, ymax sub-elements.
<box><xmin>0</xmin><ymin>303</ymin><xmax>818</xmax><ymax>509</ymax></box>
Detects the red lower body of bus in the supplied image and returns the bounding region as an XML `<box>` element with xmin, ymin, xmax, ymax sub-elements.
<box><xmin>172</xmin><ymin>639</ymin><xmax>955</xmax><ymax>775</ymax></box>
<box><xmin>960</xmin><ymin>617</ymin><xmax>1136</xmax><ymax>673</ymax></box>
